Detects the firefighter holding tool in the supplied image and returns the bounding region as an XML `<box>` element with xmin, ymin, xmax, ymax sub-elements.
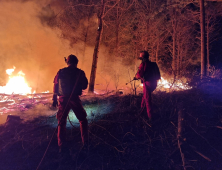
<box><xmin>52</xmin><ymin>54</ymin><xmax>88</xmax><ymax>153</ymax></box>
<box><xmin>134</xmin><ymin>51</ymin><xmax>161</xmax><ymax>121</ymax></box>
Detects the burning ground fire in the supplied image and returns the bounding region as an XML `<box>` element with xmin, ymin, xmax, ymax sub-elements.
<box><xmin>0</xmin><ymin>67</ymin><xmax>51</xmax><ymax>119</ymax></box>
<box><xmin>0</xmin><ymin>67</ymin><xmax>191</xmax><ymax>125</ymax></box>
<box><xmin>0</xmin><ymin>67</ymin><xmax>115</xmax><ymax>125</ymax></box>
<box><xmin>139</xmin><ymin>77</ymin><xmax>191</xmax><ymax>92</ymax></box>
<box><xmin>0</xmin><ymin>67</ymin><xmax>32</xmax><ymax>95</ymax></box>
<box><xmin>157</xmin><ymin>77</ymin><xmax>192</xmax><ymax>91</ymax></box>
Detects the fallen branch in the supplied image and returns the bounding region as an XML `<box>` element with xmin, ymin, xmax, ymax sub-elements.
<box><xmin>177</xmin><ymin>108</ymin><xmax>187</xmax><ymax>170</ymax></box>
<box><xmin>194</xmin><ymin>150</ymin><xmax>211</xmax><ymax>162</ymax></box>
<box><xmin>89</xmin><ymin>130</ymin><xmax>124</xmax><ymax>153</ymax></box>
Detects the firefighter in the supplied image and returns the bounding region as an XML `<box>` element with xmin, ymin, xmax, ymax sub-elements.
<box><xmin>134</xmin><ymin>51</ymin><xmax>161</xmax><ymax>121</ymax></box>
<box><xmin>52</xmin><ymin>54</ymin><xmax>88</xmax><ymax>153</ymax></box>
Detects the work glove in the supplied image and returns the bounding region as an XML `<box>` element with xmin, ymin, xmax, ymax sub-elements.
<box><xmin>52</xmin><ymin>94</ymin><xmax>58</xmax><ymax>107</ymax></box>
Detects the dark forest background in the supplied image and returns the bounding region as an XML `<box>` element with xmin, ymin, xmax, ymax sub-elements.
<box><xmin>0</xmin><ymin>0</ymin><xmax>221</xmax><ymax>92</ymax></box>
<box><xmin>40</xmin><ymin>0</ymin><xmax>222</xmax><ymax>83</ymax></box>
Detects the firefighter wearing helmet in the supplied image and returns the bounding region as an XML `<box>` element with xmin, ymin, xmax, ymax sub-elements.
<box><xmin>52</xmin><ymin>54</ymin><xmax>88</xmax><ymax>153</ymax></box>
<box><xmin>134</xmin><ymin>51</ymin><xmax>161</xmax><ymax>121</ymax></box>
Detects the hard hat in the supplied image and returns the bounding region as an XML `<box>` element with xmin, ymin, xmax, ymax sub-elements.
<box><xmin>138</xmin><ymin>51</ymin><xmax>149</xmax><ymax>60</ymax></box>
<box><xmin>65</xmin><ymin>54</ymin><xmax>79</xmax><ymax>65</ymax></box>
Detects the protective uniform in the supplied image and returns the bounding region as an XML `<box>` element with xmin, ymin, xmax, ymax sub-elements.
<box><xmin>135</xmin><ymin>59</ymin><xmax>160</xmax><ymax>120</ymax></box>
<box><xmin>53</xmin><ymin>64</ymin><xmax>88</xmax><ymax>148</ymax></box>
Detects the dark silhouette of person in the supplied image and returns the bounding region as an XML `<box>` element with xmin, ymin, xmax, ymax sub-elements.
<box><xmin>134</xmin><ymin>51</ymin><xmax>161</xmax><ymax>120</ymax></box>
<box><xmin>52</xmin><ymin>54</ymin><xmax>88</xmax><ymax>152</ymax></box>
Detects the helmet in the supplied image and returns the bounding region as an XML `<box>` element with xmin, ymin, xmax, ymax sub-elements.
<box><xmin>66</xmin><ymin>54</ymin><xmax>79</xmax><ymax>65</ymax></box>
<box><xmin>139</xmin><ymin>51</ymin><xmax>149</xmax><ymax>60</ymax></box>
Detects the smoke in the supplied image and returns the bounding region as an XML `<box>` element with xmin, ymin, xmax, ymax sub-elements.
<box><xmin>0</xmin><ymin>0</ymin><xmax>78</xmax><ymax>92</ymax></box>
<box><xmin>0</xmin><ymin>0</ymin><xmax>138</xmax><ymax>93</ymax></box>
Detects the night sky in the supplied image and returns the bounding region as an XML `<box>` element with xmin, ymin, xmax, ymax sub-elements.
<box><xmin>211</xmin><ymin>39</ymin><xmax>222</xmax><ymax>67</ymax></box>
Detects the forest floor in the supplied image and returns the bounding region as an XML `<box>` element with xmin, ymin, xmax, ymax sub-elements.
<box><xmin>0</xmin><ymin>80</ymin><xmax>222</xmax><ymax>170</ymax></box>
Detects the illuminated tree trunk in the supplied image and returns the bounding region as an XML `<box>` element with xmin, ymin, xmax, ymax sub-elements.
<box><xmin>172</xmin><ymin>23</ymin><xmax>176</xmax><ymax>72</ymax></box>
<box><xmin>177</xmin><ymin>44</ymin><xmax>180</xmax><ymax>77</ymax></box>
<box><xmin>88</xmin><ymin>0</ymin><xmax>105</xmax><ymax>93</ymax></box>
<box><xmin>155</xmin><ymin>39</ymin><xmax>159</xmax><ymax>64</ymax></box>
<box><xmin>115</xmin><ymin>2</ymin><xmax>120</xmax><ymax>55</ymax></box>
<box><xmin>171</xmin><ymin>8</ymin><xmax>177</xmax><ymax>73</ymax></box>
<box><xmin>200</xmin><ymin>0</ymin><xmax>207</xmax><ymax>78</ymax></box>
<box><xmin>206</xmin><ymin>14</ymin><xmax>210</xmax><ymax>76</ymax></box>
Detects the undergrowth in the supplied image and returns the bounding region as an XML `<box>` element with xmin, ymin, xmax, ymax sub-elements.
<box><xmin>0</xmin><ymin>81</ymin><xmax>222</xmax><ymax>170</ymax></box>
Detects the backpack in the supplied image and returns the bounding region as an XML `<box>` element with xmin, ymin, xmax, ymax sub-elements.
<box><xmin>143</xmin><ymin>61</ymin><xmax>161</xmax><ymax>81</ymax></box>
<box><xmin>58</xmin><ymin>68</ymin><xmax>83</xmax><ymax>96</ymax></box>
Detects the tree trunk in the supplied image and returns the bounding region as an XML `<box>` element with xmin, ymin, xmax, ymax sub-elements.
<box><xmin>206</xmin><ymin>18</ymin><xmax>210</xmax><ymax>76</ymax></box>
<box><xmin>151</xmin><ymin>44</ymin><xmax>154</xmax><ymax>62</ymax></box>
<box><xmin>177</xmin><ymin>44</ymin><xmax>180</xmax><ymax>77</ymax></box>
<box><xmin>115</xmin><ymin>2</ymin><xmax>119</xmax><ymax>55</ymax></box>
<box><xmin>200</xmin><ymin>0</ymin><xmax>207</xmax><ymax>78</ymax></box>
<box><xmin>88</xmin><ymin>0</ymin><xmax>105</xmax><ymax>93</ymax></box>
<box><xmin>156</xmin><ymin>39</ymin><xmax>159</xmax><ymax>64</ymax></box>
<box><xmin>172</xmin><ymin>9</ymin><xmax>177</xmax><ymax>73</ymax></box>
<box><xmin>172</xmin><ymin>25</ymin><xmax>176</xmax><ymax>72</ymax></box>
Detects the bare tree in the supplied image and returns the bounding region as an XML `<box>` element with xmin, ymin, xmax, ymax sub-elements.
<box><xmin>88</xmin><ymin>0</ymin><xmax>122</xmax><ymax>93</ymax></box>
<box><xmin>199</xmin><ymin>0</ymin><xmax>207</xmax><ymax>78</ymax></box>
<box><xmin>205</xmin><ymin>2</ymin><xmax>222</xmax><ymax>75</ymax></box>
<box><xmin>88</xmin><ymin>0</ymin><xmax>105</xmax><ymax>93</ymax></box>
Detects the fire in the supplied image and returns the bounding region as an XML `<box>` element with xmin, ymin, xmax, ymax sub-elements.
<box><xmin>0</xmin><ymin>67</ymin><xmax>32</xmax><ymax>95</ymax></box>
<box><xmin>157</xmin><ymin>77</ymin><xmax>191</xmax><ymax>91</ymax></box>
<box><xmin>140</xmin><ymin>77</ymin><xmax>191</xmax><ymax>91</ymax></box>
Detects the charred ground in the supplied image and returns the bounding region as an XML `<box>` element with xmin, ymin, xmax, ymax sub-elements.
<box><xmin>0</xmin><ymin>80</ymin><xmax>222</xmax><ymax>170</ymax></box>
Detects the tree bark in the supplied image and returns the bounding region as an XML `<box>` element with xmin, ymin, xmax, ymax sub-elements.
<box><xmin>88</xmin><ymin>0</ymin><xmax>105</xmax><ymax>93</ymax></box>
<box><xmin>200</xmin><ymin>0</ymin><xmax>207</xmax><ymax>78</ymax></box>
<box><xmin>155</xmin><ymin>39</ymin><xmax>159</xmax><ymax>64</ymax></box>
<box><xmin>172</xmin><ymin>24</ymin><xmax>176</xmax><ymax>72</ymax></box>
<box><xmin>206</xmin><ymin>17</ymin><xmax>210</xmax><ymax>76</ymax></box>
<box><xmin>177</xmin><ymin>44</ymin><xmax>180</xmax><ymax>77</ymax></box>
<box><xmin>172</xmin><ymin>8</ymin><xmax>177</xmax><ymax>73</ymax></box>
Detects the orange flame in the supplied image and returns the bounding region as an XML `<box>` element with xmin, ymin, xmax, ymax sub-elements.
<box><xmin>140</xmin><ymin>77</ymin><xmax>191</xmax><ymax>91</ymax></box>
<box><xmin>0</xmin><ymin>67</ymin><xmax>32</xmax><ymax>94</ymax></box>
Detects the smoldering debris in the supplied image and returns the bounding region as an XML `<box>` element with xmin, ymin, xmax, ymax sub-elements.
<box><xmin>0</xmin><ymin>93</ymin><xmax>54</xmax><ymax>124</ymax></box>
<box><xmin>0</xmin><ymin>92</ymin><xmax>116</xmax><ymax>127</ymax></box>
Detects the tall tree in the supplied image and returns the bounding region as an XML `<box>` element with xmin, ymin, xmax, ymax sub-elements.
<box><xmin>88</xmin><ymin>0</ymin><xmax>120</xmax><ymax>93</ymax></box>
<box><xmin>88</xmin><ymin>0</ymin><xmax>105</xmax><ymax>93</ymax></box>
<box><xmin>205</xmin><ymin>2</ymin><xmax>222</xmax><ymax>75</ymax></box>
<box><xmin>199</xmin><ymin>0</ymin><xmax>207</xmax><ymax>78</ymax></box>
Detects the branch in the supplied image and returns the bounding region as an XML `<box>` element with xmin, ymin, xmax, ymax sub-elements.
<box><xmin>103</xmin><ymin>0</ymin><xmax>119</xmax><ymax>18</ymax></box>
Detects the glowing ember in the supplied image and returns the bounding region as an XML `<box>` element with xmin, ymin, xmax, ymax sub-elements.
<box><xmin>0</xmin><ymin>67</ymin><xmax>32</xmax><ymax>94</ymax></box>
<box><xmin>158</xmin><ymin>77</ymin><xmax>191</xmax><ymax>90</ymax></box>
<box><xmin>140</xmin><ymin>77</ymin><xmax>191</xmax><ymax>91</ymax></box>
<box><xmin>42</xmin><ymin>90</ymin><xmax>50</xmax><ymax>93</ymax></box>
